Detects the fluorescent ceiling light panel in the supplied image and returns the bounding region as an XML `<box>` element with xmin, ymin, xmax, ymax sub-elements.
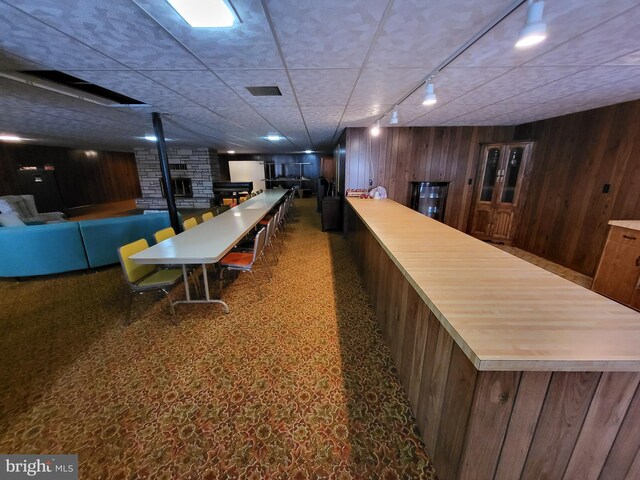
<box><xmin>0</xmin><ymin>134</ymin><xmax>23</xmax><ymax>142</ymax></box>
<box><xmin>144</xmin><ymin>135</ymin><xmax>157</xmax><ymax>141</ymax></box>
<box><xmin>167</xmin><ymin>0</ymin><xmax>237</xmax><ymax>28</ymax></box>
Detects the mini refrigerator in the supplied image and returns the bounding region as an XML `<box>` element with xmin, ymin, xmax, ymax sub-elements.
<box><xmin>410</xmin><ymin>181</ymin><xmax>449</xmax><ymax>222</ymax></box>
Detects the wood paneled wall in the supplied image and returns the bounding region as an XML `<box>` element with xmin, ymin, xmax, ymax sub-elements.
<box><xmin>0</xmin><ymin>143</ymin><xmax>140</xmax><ymax>208</ymax></box>
<box><xmin>515</xmin><ymin>100</ymin><xmax>640</xmax><ymax>276</ymax></box>
<box><xmin>344</xmin><ymin>100</ymin><xmax>640</xmax><ymax>276</ymax></box>
<box><xmin>345</xmin><ymin>203</ymin><xmax>640</xmax><ymax>480</ymax></box>
<box><xmin>345</xmin><ymin>126</ymin><xmax>514</xmax><ymax>231</ymax></box>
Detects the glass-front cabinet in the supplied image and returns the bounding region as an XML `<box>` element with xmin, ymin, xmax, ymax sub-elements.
<box><xmin>469</xmin><ymin>142</ymin><xmax>533</xmax><ymax>243</ymax></box>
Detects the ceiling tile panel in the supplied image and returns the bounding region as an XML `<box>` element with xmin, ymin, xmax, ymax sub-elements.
<box><xmin>131</xmin><ymin>0</ymin><xmax>282</xmax><ymax>69</ymax></box>
<box><xmin>526</xmin><ymin>5</ymin><xmax>640</xmax><ymax>67</ymax></box>
<box><xmin>365</xmin><ymin>0</ymin><xmax>507</xmax><ymax>69</ymax></box>
<box><xmin>9</xmin><ymin>0</ymin><xmax>204</xmax><ymax>70</ymax></box>
<box><xmin>452</xmin><ymin>0</ymin><xmax>640</xmax><ymax>68</ymax></box>
<box><xmin>350</xmin><ymin>68</ymin><xmax>426</xmax><ymax>106</ymax></box>
<box><xmin>289</xmin><ymin>69</ymin><xmax>359</xmax><ymax>106</ymax></box>
<box><xmin>265</xmin><ymin>0</ymin><xmax>389</xmax><ymax>68</ymax></box>
<box><xmin>142</xmin><ymin>70</ymin><xmax>246</xmax><ymax>109</ymax></box>
<box><xmin>0</xmin><ymin>2</ymin><xmax>127</xmax><ymax>70</ymax></box>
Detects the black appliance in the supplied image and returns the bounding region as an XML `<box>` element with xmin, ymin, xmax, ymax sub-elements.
<box><xmin>409</xmin><ymin>181</ymin><xmax>449</xmax><ymax>222</ymax></box>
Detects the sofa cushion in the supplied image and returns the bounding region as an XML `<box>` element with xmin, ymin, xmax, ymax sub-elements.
<box><xmin>0</xmin><ymin>222</ymin><xmax>89</xmax><ymax>277</ymax></box>
<box><xmin>0</xmin><ymin>198</ymin><xmax>13</xmax><ymax>214</ymax></box>
<box><xmin>19</xmin><ymin>195</ymin><xmax>40</xmax><ymax>217</ymax></box>
<box><xmin>78</xmin><ymin>213</ymin><xmax>173</xmax><ymax>268</ymax></box>
<box><xmin>0</xmin><ymin>212</ymin><xmax>26</xmax><ymax>227</ymax></box>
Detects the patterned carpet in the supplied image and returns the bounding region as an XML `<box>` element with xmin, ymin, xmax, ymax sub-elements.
<box><xmin>0</xmin><ymin>198</ymin><xmax>435</xmax><ymax>479</ymax></box>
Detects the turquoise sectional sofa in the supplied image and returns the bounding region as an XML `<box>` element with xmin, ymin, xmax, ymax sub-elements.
<box><xmin>0</xmin><ymin>212</ymin><xmax>174</xmax><ymax>277</ymax></box>
<box><xmin>0</xmin><ymin>222</ymin><xmax>89</xmax><ymax>277</ymax></box>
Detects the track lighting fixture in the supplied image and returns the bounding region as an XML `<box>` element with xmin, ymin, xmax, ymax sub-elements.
<box><xmin>370</xmin><ymin>120</ymin><xmax>381</xmax><ymax>137</ymax></box>
<box><xmin>389</xmin><ymin>106</ymin><xmax>399</xmax><ymax>125</ymax></box>
<box><xmin>516</xmin><ymin>0</ymin><xmax>547</xmax><ymax>48</ymax></box>
<box><xmin>422</xmin><ymin>81</ymin><xmax>437</xmax><ymax>106</ymax></box>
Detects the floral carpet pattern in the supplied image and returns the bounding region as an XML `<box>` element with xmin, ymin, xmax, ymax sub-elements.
<box><xmin>0</xmin><ymin>198</ymin><xmax>435</xmax><ymax>479</ymax></box>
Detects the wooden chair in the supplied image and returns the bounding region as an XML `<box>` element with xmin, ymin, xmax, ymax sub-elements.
<box><xmin>118</xmin><ymin>239</ymin><xmax>183</xmax><ymax>321</ymax></box>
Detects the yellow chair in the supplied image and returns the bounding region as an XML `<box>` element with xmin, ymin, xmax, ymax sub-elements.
<box><xmin>183</xmin><ymin>217</ymin><xmax>198</xmax><ymax>230</ymax></box>
<box><xmin>223</xmin><ymin>198</ymin><xmax>234</xmax><ymax>206</ymax></box>
<box><xmin>118</xmin><ymin>239</ymin><xmax>183</xmax><ymax>319</ymax></box>
<box><xmin>154</xmin><ymin>226</ymin><xmax>176</xmax><ymax>243</ymax></box>
<box><xmin>201</xmin><ymin>211</ymin><xmax>215</xmax><ymax>222</ymax></box>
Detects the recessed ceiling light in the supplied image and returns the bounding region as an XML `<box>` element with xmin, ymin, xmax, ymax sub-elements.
<box><xmin>0</xmin><ymin>134</ymin><xmax>23</xmax><ymax>142</ymax></box>
<box><xmin>265</xmin><ymin>132</ymin><xmax>283</xmax><ymax>141</ymax></box>
<box><xmin>227</xmin><ymin>150</ymin><xmax>236</xmax><ymax>154</ymax></box>
<box><xmin>144</xmin><ymin>135</ymin><xmax>157</xmax><ymax>141</ymax></box>
<box><xmin>166</xmin><ymin>0</ymin><xmax>237</xmax><ymax>28</ymax></box>
<box><xmin>305</xmin><ymin>149</ymin><xmax>313</xmax><ymax>154</ymax></box>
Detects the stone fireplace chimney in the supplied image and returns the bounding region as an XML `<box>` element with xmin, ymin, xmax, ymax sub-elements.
<box><xmin>134</xmin><ymin>147</ymin><xmax>222</xmax><ymax>209</ymax></box>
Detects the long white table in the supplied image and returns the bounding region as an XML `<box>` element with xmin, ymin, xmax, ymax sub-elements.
<box><xmin>130</xmin><ymin>190</ymin><xmax>288</xmax><ymax>312</ymax></box>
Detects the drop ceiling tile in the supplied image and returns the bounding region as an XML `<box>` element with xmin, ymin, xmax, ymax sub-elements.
<box><xmin>341</xmin><ymin>104</ymin><xmax>393</xmax><ymax>128</ymax></box>
<box><xmin>526</xmin><ymin>5</ymin><xmax>640</xmax><ymax>67</ymax></box>
<box><xmin>289</xmin><ymin>69</ymin><xmax>359</xmax><ymax>106</ymax></box>
<box><xmin>453</xmin><ymin>0</ymin><xmax>639</xmax><ymax>68</ymax></box>
<box><xmin>460</xmin><ymin>66</ymin><xmax>587</xmax><ymax>104</ymax></box>
<box><xmin>265</xmin><ymin>0</ymin><xmax>388</xmax><ymax>68</ymax></box>
<box><xmin>606</xmin><ymin>49</ymin><xmax>640</xmax><ymax>66</ymax></box>
<box><xmin>300</xmin><ymin>106</ymin><xmax>344</xmax><ymax>127</ymax></box>
<box><xmin>9</xmin><ymin>0</ymin><xmax>204</xmax><ymax>70</ymax></box>
<box><xmin>142</xmin><ymin>70</ymin><xmax>245</xmax><ymax>108</ymax></box>
<box><xmin>365</xmin><ymin>0</ymin><xmax>507</xmax><ymax>69</ymax></box>
<box><xmin>506</xmin><ymin>66</ymin><xmax>640</xmax><ymax>105</ymax></box>
<box><xmin>350</xmin><ymin>68</ymin><xmax>427</xmax><ymax>106</ymax></box>
<box><xmin>131</xmin><ymin>0</ymin><xmax>282</xmax><ymax>69</ymax></box>
<box><xmin>215</xmin><ymin>69</ymin><xmax>296</xmax><ymax>107</ymax></box>
<box><xmin>0</xmin><ymin>2</ymin><xmax>127</xmax><ymax>70</ymax></box>
<box><xmin>401</xmin><ymin>67</ymin><xmax>512</xmax><ymax>106</ymax></box>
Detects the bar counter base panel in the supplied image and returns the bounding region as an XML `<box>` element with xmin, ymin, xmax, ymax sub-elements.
<box><xmin>344</xmin><ymin>199</ymin><xmax>640</xmax><ymax>480</ymax></box>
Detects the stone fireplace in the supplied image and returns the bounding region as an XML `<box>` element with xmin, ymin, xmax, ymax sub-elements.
<box><xmin>134</xmin><ymin>147</ymin><xmax>222</xmax><ymax>209</ymax></box>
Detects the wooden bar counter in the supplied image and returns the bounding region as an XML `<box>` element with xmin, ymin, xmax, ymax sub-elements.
<box><xmin>344</xmin><ymin>198</ymin><xmax>640</xmax><ymax>480</ymax></box>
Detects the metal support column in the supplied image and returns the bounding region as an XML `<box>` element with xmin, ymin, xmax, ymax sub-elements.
<box><xmin>152</xmin><ymin>112</ymin><xmax>181</xmax><ymax>233</ymax></box>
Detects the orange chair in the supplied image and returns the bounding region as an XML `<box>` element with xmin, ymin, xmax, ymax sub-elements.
<box><xmin>219</xmin><ymin>227</ymin><xmax>270</xmax><ymax>297</ymax></box>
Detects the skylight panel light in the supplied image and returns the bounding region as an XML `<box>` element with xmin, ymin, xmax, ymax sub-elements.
<box><xmin>166</xmin><ymin>0</ymin><xmax>237</xmax><ymax>28</ymax></box>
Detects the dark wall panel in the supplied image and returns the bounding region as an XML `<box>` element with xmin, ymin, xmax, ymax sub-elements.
<box><xmin>515</xmin><ymin>100</ymin><xmax>640</xmax><ymax>276</ymax></box>
<box><xmin>0</xmin><ymin>143</ymin><xmax>140</xmax><ymax>208</ymax></box>
<box><xmin>344</xmin><ymin>126</ymin><xmax>514</xmax><ymax>231</ymax></box>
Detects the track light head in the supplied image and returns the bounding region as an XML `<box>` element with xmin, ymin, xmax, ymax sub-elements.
<box><xmin>389</xmin><ymin>107</ymin><xmax>399</xmax><ymax>125</ymax></box>
<box><xmin>422</xmin><ymin>82</ymin><xmax>437</xmax><ymax>106</ymax></box>
<box><xmin>516</xmin><ymin>0</ymin><xmax>547</xmax><ymax>48</ymax></box>
<box><xmin>370</xmin><ymin>120</ymin><xmax>381</xmax><ymax>137</ymax></box>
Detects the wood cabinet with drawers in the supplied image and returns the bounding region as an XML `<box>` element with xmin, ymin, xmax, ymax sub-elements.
<box><xmin>592</xmin><ymin>221</ymin><xmax>640</xmax><ymax>311</ymax></box>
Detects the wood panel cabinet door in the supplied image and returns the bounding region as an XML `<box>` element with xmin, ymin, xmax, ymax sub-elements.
<box><xmin>593</xmin><ymin>229</ymin><xmax>640</xmax><ymax>310</ymax></box>
<box><xmin>469</xmin><ymin>143</ymin><xmax>533</xmax><ymax>243</ymax></box>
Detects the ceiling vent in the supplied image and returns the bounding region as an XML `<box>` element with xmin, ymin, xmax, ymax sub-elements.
<box><xmin>246</xmin><ymin>86</ymin><xmax>282</xmax><ymax>96</ymax></box>
<box><xmin>0</xmin><ymin>70</ymin><xmax>148</xmax><ymax>107</ymax></box>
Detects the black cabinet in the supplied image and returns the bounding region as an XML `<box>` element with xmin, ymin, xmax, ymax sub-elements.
<box><xmin>321</xmin><ymin>196</ymin><xmax>342</xmax><ymax>232</ymax></box>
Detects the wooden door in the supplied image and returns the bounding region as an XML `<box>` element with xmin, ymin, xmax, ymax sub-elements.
<box><xmin>469</xmin><ymin>143</ymin><xmax>532</xmax><ymax>243</ymax></box>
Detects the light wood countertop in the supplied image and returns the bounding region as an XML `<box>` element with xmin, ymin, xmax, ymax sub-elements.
<box><xmin>609</xmin><ymin>220</ymin><xmax>640</xmax><ymax>231</ymax></box>
<box><xmin>348</xmin><ymin>198</ymin><xmax>640</xmax><ymax>371</ymax></box>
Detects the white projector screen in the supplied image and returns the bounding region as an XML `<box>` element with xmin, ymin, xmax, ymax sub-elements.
<box><xmin>228</xmin><ymin>161</ymin><xmax>266</xmax><ymax>192</ymax></box>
